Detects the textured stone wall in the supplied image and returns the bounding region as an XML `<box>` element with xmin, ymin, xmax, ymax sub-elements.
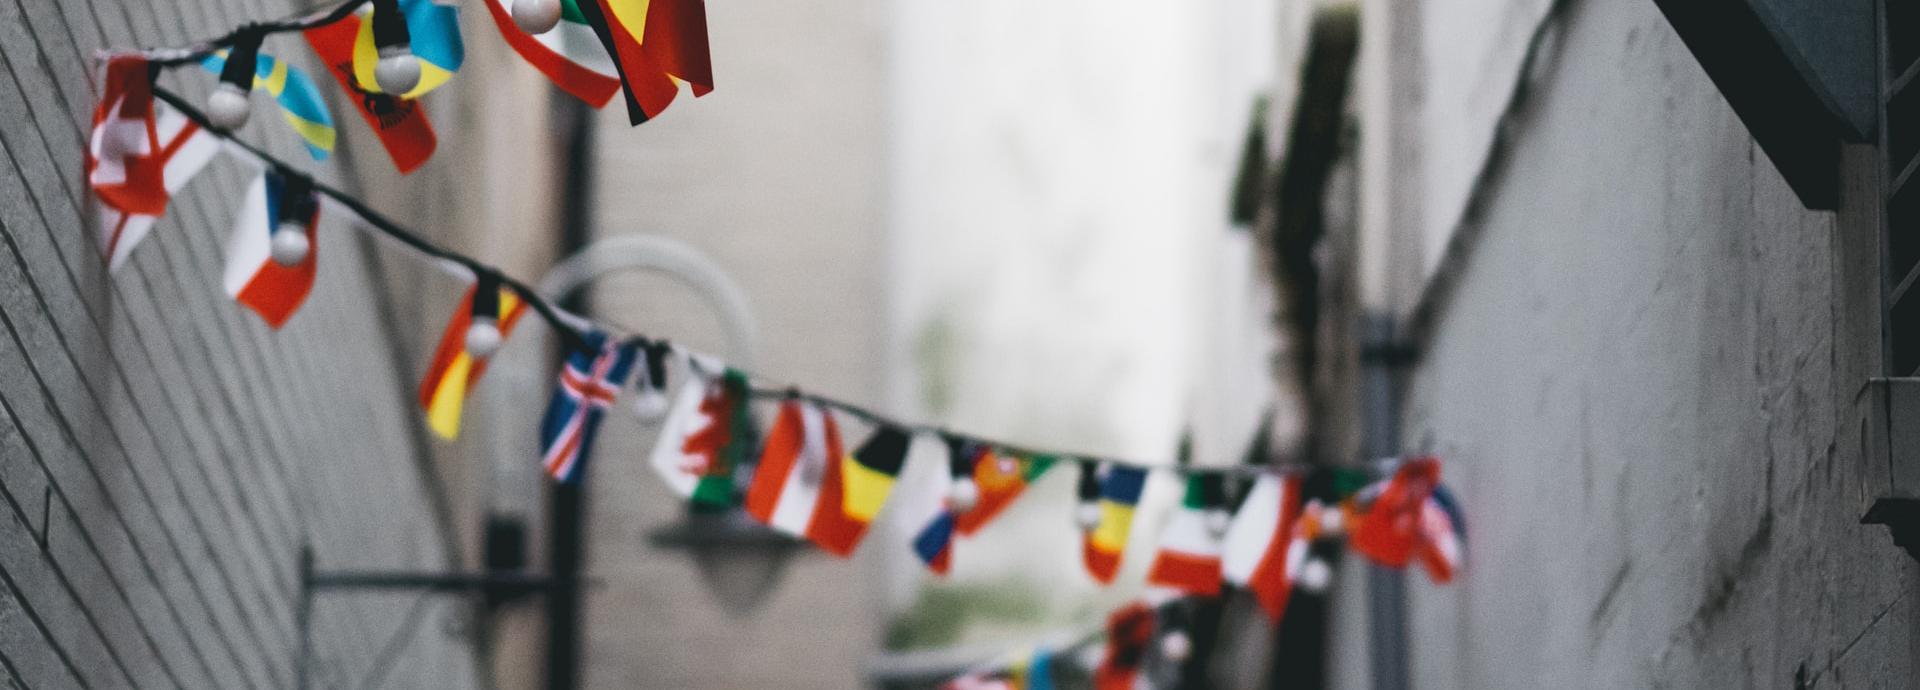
<box><xmin>1348</xmin><ymin>0</ymin><xmax>1920</xmax><ymax>686</ymax></box>
<box><xmin>0</xmin><ymin>0</ymin><xmax>478</xmax><ymax>687</ymax></box>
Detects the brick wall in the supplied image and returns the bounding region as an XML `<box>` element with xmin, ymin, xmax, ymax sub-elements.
<box><xmin>0</xmin><ymin>0</ymin><xmax>478</xmax><ymax>687</ymax></box>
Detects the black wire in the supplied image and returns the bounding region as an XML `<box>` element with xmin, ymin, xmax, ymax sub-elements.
<box><xmin>146</xmin><ymin>0</ymin><xmax>373</xmax><ymax>66</ymax></box>
<box><xmin>145</xmin><ymin>87</ymin><xmax>1320</xmax><ymax>481</ymax></box>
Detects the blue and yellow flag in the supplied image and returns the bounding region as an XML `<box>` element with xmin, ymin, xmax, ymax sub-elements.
<box><xmin>352</xmin><ymin>0</ymin><xmax>464</xmax><ymax>99</ymax></box>
<box><xmin>200</xmin><ymin>51</ymin><xmax>336</xmax><ymax>159</ymax></box>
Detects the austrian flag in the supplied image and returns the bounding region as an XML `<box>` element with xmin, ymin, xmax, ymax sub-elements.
<box><xmin>539</xmin><ymin>333</ymin><xmax>639</xmax><ymax>483</ymax></box>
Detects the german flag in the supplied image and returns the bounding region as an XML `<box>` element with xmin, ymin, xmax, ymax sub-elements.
<box><xmin>571</xmin><ymin>0</ymin><xmax>713</xmax><ymax>125</ymax></box>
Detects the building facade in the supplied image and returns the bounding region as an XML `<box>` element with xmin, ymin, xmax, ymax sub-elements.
<box><xmin>1278</xmin><ymin>0</ymin><xmax>1920</xmax><ymax>686</ymax></box>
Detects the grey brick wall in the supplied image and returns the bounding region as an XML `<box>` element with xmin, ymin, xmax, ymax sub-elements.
<box><xmin>1358</xmin><ymin>0</ymin><xmax>1920</xmax><ymax>686</ymax></box>
<box><xmin>0</xmin><ymin>0</ymin><xmax>477</xmax><ymax>687</ymax></box>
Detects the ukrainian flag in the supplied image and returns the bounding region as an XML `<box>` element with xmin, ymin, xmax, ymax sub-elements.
<box><xmin>352</xmin><ymin>0</ymin><xmax>465</xmax><ymax>99</ymax></box>
<box><xmin>201</xmin><ymin>51</ymin><xmax>337</xmax><ymax>160</ymax></box>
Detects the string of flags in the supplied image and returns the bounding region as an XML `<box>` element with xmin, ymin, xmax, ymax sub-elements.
<box><xmin>88</xmin><ymin>0</ymin><xmax>1470</xmax><ymax>679</ymax></box>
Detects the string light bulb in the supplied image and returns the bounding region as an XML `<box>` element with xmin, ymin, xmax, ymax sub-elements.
<box><xmin>206</xmin><ymin>29</ymin><xmax>265</xmax><ymax>130</ymax></box>
<box><xmin>369</xmin><ymin>0</ymin><xmax>421</xmax><ymax>95</ymax></box>
<box><xmin>948</xmin><ymin>476</ymin><xmax>979</xmax><ymax>513</ymax></box>
<box><xmin>1075</xmin><ymin>501</ymin><xmax>1102</xmax><ymax>531</ymax></box>
<box><xmin>1075</xmin><ymin>459</ymin><xmax>1103</xmax><ymax>530</ymax></box>
<box><xmin>465</xmin><ymin>272</ymin><xmax>504</xmax><ymax>358</ymax></box>
<box><xmin>1160</xmin><ymin>630</ymin><xmax>1193</xmax><ymax>663</ymax></box>
<box><xmin>1297</xmin><ymin>557</ymin><xmax>1332</xmax><ymax>593</ymax></box>
<box><xmin>512</xmin><ymin>0</ymin><xmax>564</xmax><ymax>34</ymax></box>
<box><xmin>1204</xmin><ymin>508</ymin><xmax>1232</xmax><ymax>538</ymax></box>
<box><xmin>945</xmin><ymin>437</ymin><xmax>980</xmax><ymax>513</ymax></box>
<box><xmin>632</xmin><ymin>342</ymin><xmax>672</xmax><ymax>421</ymax></box>
<box><xmin>269</xmin><ymin>171</ymin><xmax>314</xmax><ymax>266</ymax></box>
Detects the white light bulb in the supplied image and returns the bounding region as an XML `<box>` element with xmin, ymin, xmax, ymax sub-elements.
<box><xmin>1075</xmin><ymin>502</ymin><xmax>1102</xmax><ymax>531</ymax></box>
<box><xmin>375</xmin><ymin>46</ymin><xmax>422</xmax><ymax>95</ymax></box>
<box><xmin>1297</xmin><ymin>557</ymin><xmax>1333</xmax><ymax>593</ymax></box>
<box><xmin>632</xmin><ymin>390</ymin><xmax>670</xmax><ymax>422</ymax></box>
<box><xmin>512</xmin><ymin>0</ymin><xmax>563</xmax><ymax>34</ymax></box>
<box><xmin>1204</xmin><ymin>508</ymin><xmax>1232</xmax><ymax>538</ymax></box>
<box><xmin>206</xmin><ymin>82</ymin><xmax>251</xmax><ymax>130</ymax></box>
<box><xmin>465</xmin><ymin>316</ymin><xmax>502</xmax><ymax>358</ymax></box>
<box><xmin>269</xmin><ymin>224</ymin><xmax>309</xmax><ymax>266</ymax></box>
<box><xmin>948</xmin><ymin>477</ymin><xmax>979</xmax><ymax>513</ymax></box>
<box><xmin>1160</xmin><ymin>631</ymin><xmax>1192</xmax><ymax>662</ymax></box>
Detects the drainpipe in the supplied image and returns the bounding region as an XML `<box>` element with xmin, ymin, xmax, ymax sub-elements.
<box><xmin>545</xmin><ymin>90</ymin><xmax>599</xmax><ymax>690</ymax></box>
<box><xmin>1359</xmin><ymin>313</ymin><xmax>1409</xmax><ymax>690</ymax></box>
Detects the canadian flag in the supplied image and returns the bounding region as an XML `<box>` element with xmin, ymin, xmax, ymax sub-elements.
<box><xmin>86</xmin><ymin>56</ymin><xmax>221</xmax><ymax>271</ymax></box>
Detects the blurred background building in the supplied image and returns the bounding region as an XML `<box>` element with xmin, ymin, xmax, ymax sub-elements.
<box><xmin>7</xmin><ymin>0</ymin><xmax>1920</xmax><ymax>688</ymax></box>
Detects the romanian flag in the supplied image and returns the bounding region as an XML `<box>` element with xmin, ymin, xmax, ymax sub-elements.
<box><xmin>1348</xmin><ymin>457</ymin><xmax>1465</xmax><ymax>583</ymax></box>
<box><xmin>416</xmin><ymin>283</ymin><xmax>528</xmax><ymax>439</ymax></box>
<box><xmin>1082</xmin><ymin>465</ymin><xmax>1148</xmax><ymax>584</ymax></box>
<box><xmin>199</xmin><ymin>50</ymin><xmax>336</xmax><ymax>159</ymax></box>
<box><xmin>1222</xmin><ymin>473</ymin><xmax>1305</xmax><ymax>622</ymax></box>
<box><xmin>572</xmin><ymin>0</ymin><xmax>714</xmax><ymax>125</ymax></box>
<box><xmin>1146</xmin><ymin>475</ymin><xmax>1227</xmax><ymax>596</ymax></box>
<box><xmin>744</xmin><ymin>400</ymin><xmax>868</xmax><ymax>556</ymax></box>
<box><xmin>482</xmin><ymin>0</ymin><xmax>622</xmax><ymax>106</ymax></box>
<box><xmin>648</xmin><ymin>363</ymin><xmax>754</xmax><ymax>509</ymax></box>
<box><xmin>839</xmin><ymin>425</ymin><xmax>911</xmax><ymax>530</ymax></box>
<box><xmin>304</xmin><ymin>11</ymin><xmax>438</xmax><ymax>173</ymax></box>
<box><xmin>222</xmin><ymin>171</ymin><xmax>318</xmax><ymax>328</ymax></box>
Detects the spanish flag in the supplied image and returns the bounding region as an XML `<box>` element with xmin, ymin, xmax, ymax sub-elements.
<box><xmin>417</xmin><ymin>284</ymin><xmax>526</xmax><ymax>439</ymax></box>
<box><xmin>840</xmin><ymin>425</ymin><xmax>911</xmax><ymax>530</ymax></box>
<box><xmin>572</xmin><ymin>0</ymin><xmax>714</xmax><ymax>125</ymax></box>
<box><xmin>1082</xmin><ymin>465</ymin><xmax>1148</xmax><ymax>584</ymax></box>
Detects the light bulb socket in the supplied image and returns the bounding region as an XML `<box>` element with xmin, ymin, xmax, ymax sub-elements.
<box><xmin>369</xmin><ymin>0</ymin><xmax>412</xmax><ymax>51</ymax></box>
<box><xmin>269</xmin><ymin>170</ymin><xmax>316</xmax><ymax>266</ymax></box>
<box><xmin>217</xmin><ymin>27</ymin><xmax>265</xmax><ymax>94</ymax></box>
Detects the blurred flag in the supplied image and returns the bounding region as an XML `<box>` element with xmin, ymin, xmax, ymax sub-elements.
<box><xmin>1222</xmin><ymin>473</ymin><xmax>1304</xmax><ymax>622</ymax></box>
<box><xmin>1093</xmin><ymin>602</ymin><xmax>1155</xmax><ymax>690</ymax></box>
<box><xmin>1146</xmin><ymin>474</ymin><xmax>1227</xmax><ymax>597</ymax></box>
<box><xmin>88</xmin><ymin>56</ymin><xmax>223</xmax><ymax>272</ymax></box>
<box><xmin>1082</xmin><ymin>465</ymin><xmax>1147</xmax><ymax>584</ymax></box>
<box><xmin>223</xmin><ymin>171</ymin><xmax>318</xmax><ymax>328</ymax></box>
<box><xmin>1348</xmin><ymin>457</ymin><xmax>1465</xmax><ymax>583</ymax></box>
<box><xmin>745</xmin><ymin>399</ymin><xmax>869</xmax><ymax>556</ymax></box>
<box><xmin>648</xmin><ymin>361</ymin><xmax>753</xmax><ymax>508</ymax></box>
<box><xmin>417</xmin><ymin>283</ymin><xmax>527</xmax><ymax>438</ymax></box>
<box><xmin>482</xmin><ymin>0</ymin><xmax>622</xmax><ymax>106</ymax></box>
<box><xmin>199</xmin><ymin>50</ymin><xmax>336</xmax><ymax>159</ymax></box>
<box><xmin>914</xmin><ymin>449</ymin><xmax>1056</xmax><ymax>575</ymax></box>
<box><xmin>540</xmin><ymin>333</ymin><xmax>639</xmax><ymax>483</ymax></box>
<box><xmin>572</xmin><ymin>0</ymin><xmax>713</xmax><ymax>125</ymax></box>
<box><xmin>304</xmin><ymin>14</ymin><xmax>437</xmax><ymax>173</ymax></box>
<box><xmin>351</xmin><ymin>0</ymin><xmax>465</xmax><ymax>98</ymax></box>
<box><xmin>839</xmin><ymin>425</ymin><xmax>911</xmax><ymax>534</ymax></box>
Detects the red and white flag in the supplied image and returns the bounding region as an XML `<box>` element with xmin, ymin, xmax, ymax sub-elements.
<box><xmin>744</xmin><ymin>399</ymin><xmax>868</xmax><ymax>556</ymax></box>
<box><xmin>1146</xmin><ymin>474</ymin><xmax>1225</xmax><ymax>596</ymax></box>
<box><xmin>1221</xmin><ymin>472</ymin><xmax>1305</xmax><ymax>623</ymax></box>
<box><xmin>223</xmin><ymin>171</ymin><xmax>318</xmax><ymax>328</ymax></box>
<box><xmin>87</xmin><ymin>56</ymin><xmax>221</xmax><ymax>271</ymax></box>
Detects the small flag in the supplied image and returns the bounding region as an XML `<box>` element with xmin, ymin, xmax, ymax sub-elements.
<box><xmin>1222</xmin><ymin>472</ymin><xmax>1305</xmax><ymax>622</ymax></box>
<box><xmin>304</xmin><ymin>15</ymin><xmax>438</xmax><ymax>173</ymax></box>
<box><xmin>199</xmin><ymin>50</ymin><xmax>336</xmax><ymax>159</ymax></box>
<box><xmin>744</xmin><ymin>399</ymin><xmax>869</xmax><ymax>556</ymax></box>
<box><xmin>1146</xmin><ymin>475</ymin><xmax>1227</xmax><ymax>597</ymax></box>
<box><xmin>572</xmin><ymin>0</ymin><xmax>714</xmax><ymax>125</ymax></box>
<box><xmin>417</xmin><ymin>282</ymin><xmax>528</xmax><ymax>439</ymax></box>
<box><xmin>648</xmin><ymin>360</ymin><xmax>754</xmax><ymax>508</ymax></box>
<box><xmin>913</xmin><ymin>448</ymin><xmax>1056</xmax><ymax>575</ymax></box>
<box><xmin>482</xmin><ymin>0</ymin><xmax>622</xmax><ymax>106</ymax></box>
<box><xmin>1024</xmin><ymin>647</ymin><xmax>1056</xmax><ymax>690</ymax></box>
<box><xmin>1349</xmin><ymin>457</ymin><xmax>1465</xmax><ymax>583</ymax></box>
<box><xmin>87</xmin><ymin>56</ymin><xmax>222</xmax><ymax>271</ymax></box>
<box><xmin>840</xmin><ymin>425</ymin><xmax>912</xmax><ymax>528</ymax></box>
<box><xmin>222</xmin><ymin>171</ymin><xmax>318</xmax><ymax>328</ymax></box>
<box><xmin>1082</xmin><ymin>465</ymin><xmax>1148</xmax><ymax>584</ymax></box>
<box><xmin>351</xmin><ymin>0</ymin><xmax>465</xmax><ymax>98</ymax></box>
<box><xmin>539</xmin><ymin>333</ymin><xmax>639</xmax><ymax>483</ymax></box>
<box><xmin>1093</xmin><ymin>602</ymin><xmax>1156</xmax><ymax>690</ymax></box>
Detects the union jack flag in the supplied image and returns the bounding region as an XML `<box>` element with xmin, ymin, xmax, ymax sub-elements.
<box><xmin>540</xmin><ymin>332</ymin><xmax>640</xmax><ymax>483</ymax></box>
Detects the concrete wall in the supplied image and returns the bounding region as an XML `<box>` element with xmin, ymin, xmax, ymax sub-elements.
<box><xmin>0</xmin><ymin>0</ymin><xmax>486</xmax><ymax>687</ymax></box>
<box><xmin>1332</xmin><ymin>0</ymin><xmax>1920</xmax><ymax>686</ymax></box>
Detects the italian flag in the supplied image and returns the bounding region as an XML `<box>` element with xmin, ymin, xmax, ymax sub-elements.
<box><xmin>482</xmin><ymin>0</ymin><xmax>622</xmax><ymax>107</ymax></box>
<box><xmin>1146</xmin><ymin>475</ymin><xmax>1225</xmax><ymax>596</ymax></box>
<box><xmin>1222</xmin><ymin>472</ymin><xmax>1304</xmax><ymax>622</ymax></box>
<box><xmin>743</xmin><ymin>400</ymin><xmax>867</xmax><ymax>556</ymax></box>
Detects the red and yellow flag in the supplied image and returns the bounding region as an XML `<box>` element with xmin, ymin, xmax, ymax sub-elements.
<box><xmin>417</xmin><ymin>285</ymin><xmax>526</xmax><ymax>439</ymax></box>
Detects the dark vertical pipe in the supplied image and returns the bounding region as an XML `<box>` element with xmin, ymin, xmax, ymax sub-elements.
<box><xmin>1360</xmin><ymin>313</ymin><xmax>1408</xmax><ymax>690</ymax></box>
<box><xmin>545</xmin><ymin>89</ymin><xmax>599</xmax><ymax>690</ymax></box>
